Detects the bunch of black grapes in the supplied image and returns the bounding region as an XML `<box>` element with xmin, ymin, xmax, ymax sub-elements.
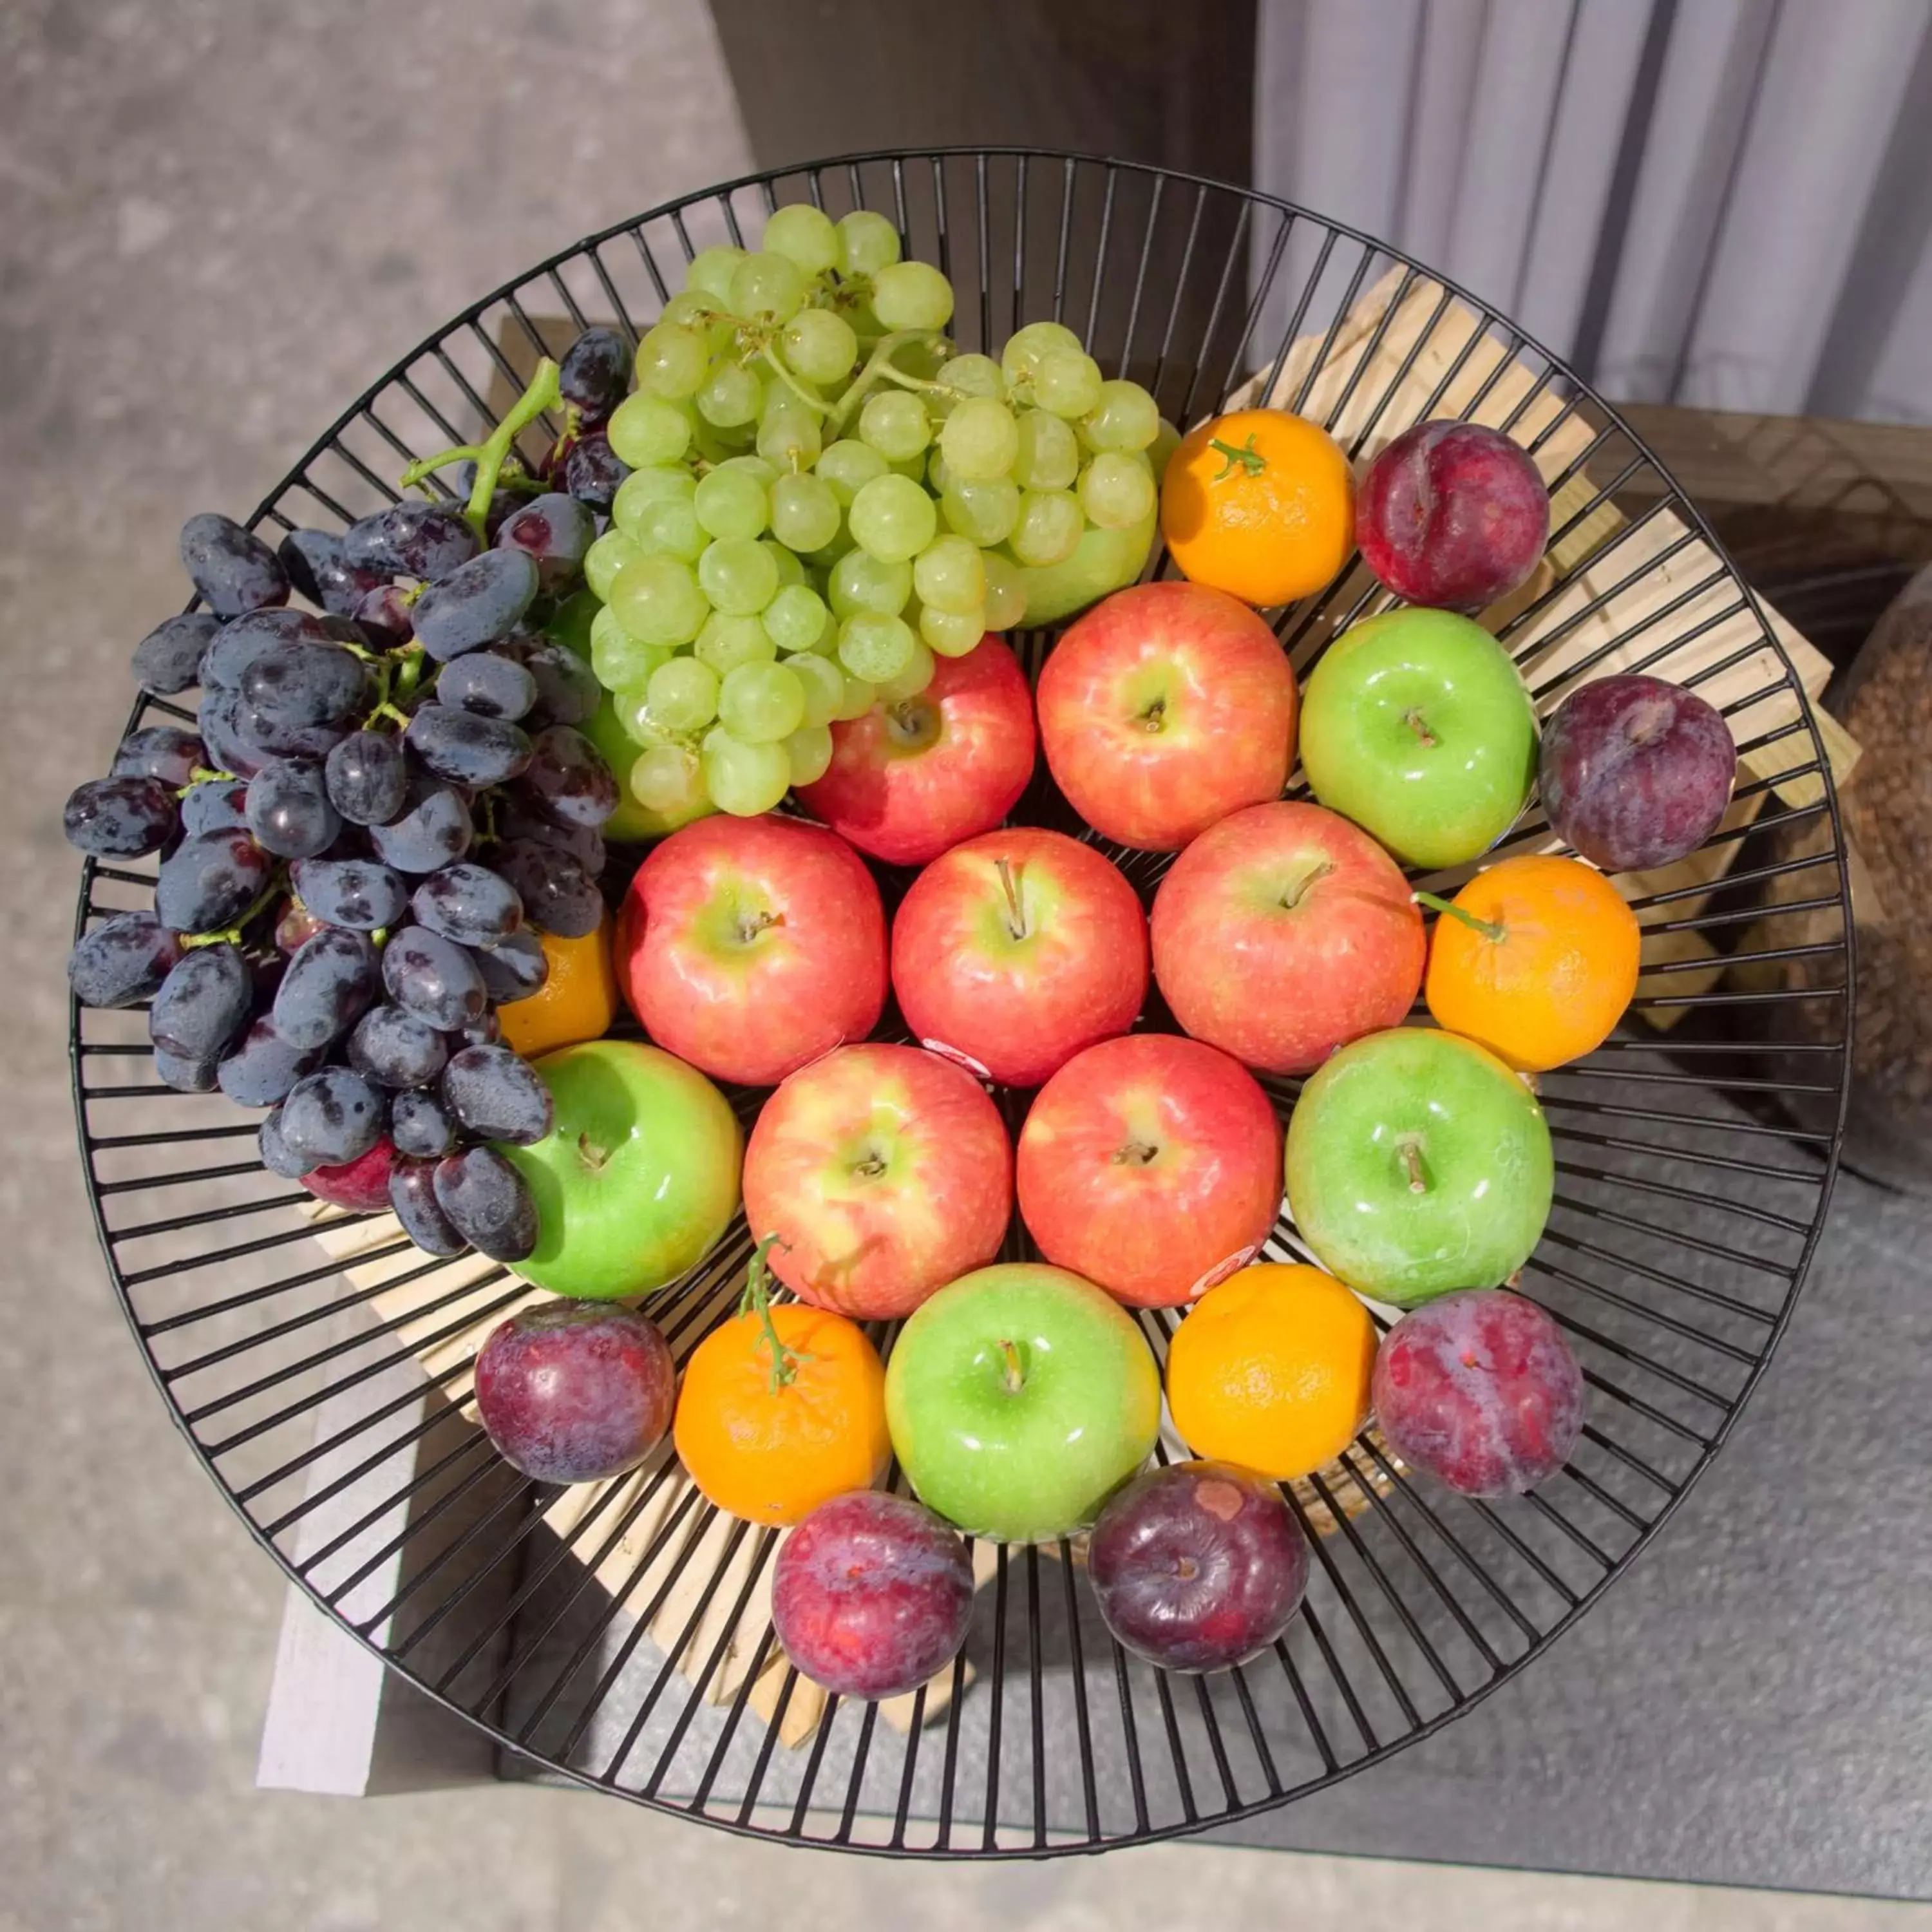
<box><xmin>65</xmin><ymin>330</ymin><xmax>636</xmax><ymax>1265</ymax></box>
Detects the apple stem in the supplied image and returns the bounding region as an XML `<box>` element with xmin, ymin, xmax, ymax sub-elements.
<box><xmin>1403</xmin><ymin>706</ymin><xmax>1438</xmax><ymax>748</ymax></box>
<box><xmin>737</xmin><ymin>909</ymin><xmax>783</xmax><ymax>944</ymax></box>
<box><xmin>994</xmin><ymin>857</ymin><xmax>1027</xmax><ymax>940</ymax></box>
<box><xmin>1412</xmin><ymin>889</ymin><xmax>1506</xmax><ymax>944</ymax></box>
<box><xmin>1209</xmin><ymin>433</ymin><xmax>1266</xmax><ymax>480</ymax></box>
<box><xmin>575</xmin><ymin>1130</ymin><xmax>612</xmax><ymax>1173</ymax></box>
<box><xmin>1278</xmin><ymin>858</ymin><xmax>1334</xmax><ymax>911</ymax></box>
<box><xmin>998</xmin><ymin>1338</ymin><xmax>1025</xmax><ymax>1396</ymax></box>
<box><xmin>1112</xmin><ymin>1140</ymin><xmax>1160</xmax><ymax>1166</ymax></box>
<box><xmin>1397</xmin><ymin>1134</ymin><xmax>1429</xmax><ymax>1195</ymax></box>
<box><xmin>739</xmin><ymin>1233</ymin><xmax>808</xmax><ymax>1393</ymax></box>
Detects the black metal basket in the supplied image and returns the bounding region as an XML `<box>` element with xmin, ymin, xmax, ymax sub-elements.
<box><xmin>70</xmin><ymin>149</ymin><xmax>1853</xmax><ymax>1857</ymax></box>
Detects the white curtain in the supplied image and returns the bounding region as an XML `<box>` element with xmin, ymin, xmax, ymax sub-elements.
<box><xmin>1254</xmin><ymin>0</ymin><xmax>1932</xmax><ymax>423</ymax></box>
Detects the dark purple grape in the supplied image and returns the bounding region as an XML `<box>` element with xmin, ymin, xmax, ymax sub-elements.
<box><xmin>278</xmin><ymin>528</ymin><xmax>388</xmax><ymax>618</ymax></box>
<box><xmin>412</xmin><ymin>862</ymin><xmax>524</xmax><ymax>948</ymax></box>
<box><xmin>348</xmin><ymin>1003</ymin><xmax>448</xmax><ymax>1089</ymax></box>
<box><xmin>325</xmin><ymin>730</ymin><xmax>409</xmax><ymax>826</ymax></box>
<box><xmin>517</xmin><ymin>640</ymin><xmax>601</xmax><ymax>728</ymax></box>
<box><xmin>201</xmin><ymin>609</ymin><xmax>336</xmax><ymax>689</ymax></box>
<box><xmin>113</xmin><ymin>726</ymin><xmax>205</xmax><ymax>787</ymax></box>
<box><xmin>196</xmin><ymin>689</ymin><xmax>268</xmax><ymax>778</ymax></box>
<box><xmin>236</xmin><ymin>703</ymin><xmax>348</xmax><ymax>761</ymax></box>
<box><xmin>558</xmin><ymin>328</ymin><xmax>630</xmax><ymax>424</ymax></box>
<box><xmin>343</xmin><ymin>502</ymin><xmax>478</xmax><ymax>581</ymax></box>
<box><xmin>62</xmin><ymin>775</ymin><xmax>178</xmax><ymax>858</ymax></box>
<box><xmin>352</xmin><ymin>582</ymin><xmax>415</xmax><ymax>648</ymax></box>
<box><xmin>457</xmin><ymin>1010</ymin><xmax>503</xmax><ymax>1047</ymax></box>
<box><xmin>155</xmin><ymin>828</ymin><xmax>273</xmax><ymax>933</ymax></box>
<box><xmin>491</xmin><ymin>839</ymin><xmax>602</xmax><ymax>938</ymax></box>
<box><xmin>410</xmin><ymin>549</ymin><xmax>540</xmax><ymax>661</ymax></box>
<box><xmin>382</xmin><ymin>925</ymin><xmax>487</xmax><ymax>1030</ymax></box>
<box><xmin>390</xmin><ymin>1087</ymin><xmax>459</xmax><ymax>1158</ymax></box>
<box><xmin>132</xmin><ymin>613</ymin><xmax>220</xmax><ymax>694</ymax></box>
<box><xmin>564</xmin><ymin>431</ymin><xmax>629</xmax><ymax>513</ymax></box>
<box><xmin>217</xmin><ymin>1016</ymin><xmax>323</xmax><ymax>1106</ymax></box>
<box><xmin>273</xmin><ymin>927</ymin><xmax>379</xmax><ymax>1048</ymax></box>
<box><xmin>472</xmin><ymin>928</ymin><xmax>549</xmax><ymax>1004</ymax></box>
<box><xmin>390</xmin><ymin>1157</ymin><xmax>468</xmax><ymax>1256</ymax></box>
<box><xmin>368</xmin><ymin>774</ymin><xmax>471</xmax><ymax>873</ymax></box>
<box><xmin>240</xmin><ymin>642</ymin><xmax>368</xmax><ymax>732</ymax></box>
<box><xmin>497</xmin><ymin>795</ymin><xmax>605</xmax><ymax>874</ymax></box>
<box><xmin>520</xmin><ymin>725</ymin><xmax>619</xmax><ymax>829</ymax></box>
<box><xmin>435</xmin><ymin>651</ymin><xmax>536</xmax><ymax>721</ymax></box>
<box><xmin>180</xmin><ymin>512</ymin><xmax>289</xmax><ymax>616</ymax></box>
<box><xmin>497</xmin><ymin>493</ymin><xmax>594</xmax><ymax>591</ymax></box>
<box><xmin>433</xmin><ymin>1147</ymin><xmax>538</xmax><ymax>1262</ymax></box>
<box><xmin>149</xmin><ymin>942</ymin><xmax>252</xmax><ymax>1063</ymax></box>
<box><xmin>404</xmin><ymin>705</ymin><xmax>533</xmax><ymax>786</ymax></box>
<box><xmin>278</xmin><ymin>1066</ymin><xmax>385</xmax><ymax>1166</ymax></box>
<box><xmin>259</xmin><ymin>1107</ymin><xmax>321</xmax><ymax>1178</ymax></box>
<box><xmin>290</xmin><ymin>855</ymin><xmax>407</xmax><ymax>929</ymax></box>
<box><xmin>181</xmin><ymin>779</ymin><xmax>250</xmax><ymax>835</ymax></box>
<box><xmin>68</xmin><ymin>912</ymin><xmax>182</xmax><ymax>1008</ymax></box>
<box><xmin>155</xmin><ymin>1046</ymin><xmax>220</xmax><ymax>1094</ymax></box>
<box><xmin>245</xmin><ymin>759</ymin><xmax>340</xmax><ymax>859</ymax></box>
<box><xmin>440</xmin><ymin>1044</ymin><xmax>553</xmax><ymax>1144</ymax></box>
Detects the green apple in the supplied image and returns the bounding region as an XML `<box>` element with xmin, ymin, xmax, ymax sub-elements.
<box><xmin>502</xmin><ymin>1040</ymin><xmax>743</xmax><ymax>1301</ymax></box>
<box><xmin>1284</xmin><ymin>1028</ymin><xmax>1552</xmax><ymax>1309</ymax></box>
<box><xmin>884</xmin><ymin>1263</ymin><xmax>1161</xmax><ymax>1542</ymax></box>
<box><xmin>1012</xmin><ymin>506</ymin><xmax>1157</xmax><ymax>625</ymax></box>
<box><xmin>583</xmin><ymin>690</ymin><xmax>717</xmax><ymax>844</ymax></box>
<box><xmin>1300</xmin><ymin>607</ymin><xmax>1536</xmax><ymax>869</ymax></box>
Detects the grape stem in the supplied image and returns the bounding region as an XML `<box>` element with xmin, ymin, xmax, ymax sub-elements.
<box><xmin>759</xmin><ymin>344</ymin><xmax>829</xmax><ymax>417</ymax></box>
<box><xmin>824</xmin><ymin>330</ymin><xmax>951</xmax><ymax>437</ymax></box>
<box><xmin>182</xmin><ymin>871</ymin><xmax>287</xmax><ymax>950</ymax></box>
<box><xmin>739</xmin><ymin>1233</ymin><xmax>808</xmax><ymax>1394</ymax></box>
<box><xmin>177</xmin><ymin>766</ymin><xmax>236</xmax><ymax>797</ymax></box>
<box><xmin>1412</xmin><ymin>889</ymin><xmax>1506</xmax><ymax>945</ymax></box>
<box><xmin>397</xmin><ymin>359</ymin><xmax>564</xmax><ymax>541</ymax></box>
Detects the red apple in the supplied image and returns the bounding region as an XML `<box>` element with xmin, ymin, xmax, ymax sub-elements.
<box><xmin>1151</xmin><ymin>800</ymin><xmax>1425</xmax><ymax>1075</ymax></box>
<box><xmin>891</xmin><ymin>827</ymin><xmax>1148</xmax><ymax>1088</ymax></box>
<box><xmin>795</xmin><ymin>636</ymin><xmax>1036</xmax><ymax>866</ymax></box>
<box><xmin>616</xmin><ymin>813</ymin><xmax>886</xmax><ymax>1088</ymax></box>
<box><xmin>1017</xmin><ymin>1034</ymin><xmax>1282</xmax><ymax>1309</ymax></box>
<box><xmin>743</xmin><ymin>1043</ymin><xmax>1012</xmax><ymax>1320</ymax></box>
<box><xmin>1036</xmin><ymin>580</ymin><xmax>1297</xmax><ymax>851</ymax></box>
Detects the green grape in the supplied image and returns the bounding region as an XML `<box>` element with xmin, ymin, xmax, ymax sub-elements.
<box><xmin>1079</xmin><ymin>451</ymin><xmax>1157</xmax><ymax>530</ymax></box>
<box><xmin>912</xmin><ymin>533</ymin><xmax>986</xmax><ymax>613</ymax></box>
<box><xmin>940</xmin><ymin>474</ymin><xmax>1021</xmax><ymax>547</ymax></box>
<box><xmin>584</xmin><ymin>528</ymin><xmax>643</xmax><ymax>603</ymax></box>
<box><xmin>858</xmin><ymin>390</ymin><xmax>931</xmax><ymax>462</ymax></box>
<box><xmin>646</xmin><ymin>654</ymin><xmax>720</xmax><ymax>731</ymax></box>
<box><xmin>694</xmin><ymin>612</ymin><xmax>777</xmax><ymax>674</ymax></box>
<box><xmin>787</xmin><ymin>649</ymin><xmax>844</xmax><ymax>728</ymax></box>
<box><xmin>919</xmin><ymin>603</ymin><xmax>985</xmax><ymax>658</ymax></box>
<box><xmin>636</xmin><ymin>496</ymin><xmax>707</xmax><ymax>562</ymax></box>
<box><xmin>613</xmin><ymin>465</ymin><xmax>697</xmax><ymax>544</ymax></box>
<box><xmin>757</xmin><ymin>397</ymin><xmax>822</xmax><ymax>469</ymax></box>
<box><xmin>940</xmin><ymin>396</ymin><xmax>1020</xmax><ymax>482</ymax></box>
<box><xmin>837</xmin><ymin>612</ymin><xmax>917</xmax><ymax>683</ymax></box>
<box><xmin>833</xmin><ymin>670</ymin><xmax>878</xmax><ymax>720</ymax></box>
<box><xmin>816</xmin><ymin>437</ymin><xmax>890</xmax><ymax>506</ymax></box>
<box><xmin>611</xmin><ymin>553</ymin><xmax>709</xmax><ymax>646</ymax></box>
<box><xmin>927</xmin><ymin>448</ymin><xmax>950</xmax><ymax>493</ymax></box>
<box><xmin>783</xmin><ymin>723</ymin><xmax>835</xmax><ymax>787</ymax></box>
<box><xmin>1033</xmin><ymin>349</ymin><xmax>1104</xmax><ymax>419</ymax></box>
<box><xmin>837</xmin><ymin>209</ymin><xmax>902</xmax><ymax>276</ymax></box>
<box><xmin>770</xmin><ymin>473</ymin><xmax>841</xmax><ymax>554</ymax></box>
<box><xmin>780</xmin><ymin>307</ymin><xmax>859</xmax><ymax>385</ymax></box>
<box><xmin>636</xmin><ymin>322</ymin><xmax>710</xmax><ymax>399</ymax></box>
<box><xmin>1083</xmin><ymin>378</ymin><xmax>1160</xmax><ymax>453</ymax></box>
<box><xmin>730</xmin><ymin>250</ymin><xmax>807</xmax><ymax>323</ymax></box>
<box><xmin>981</xmin><ymin>552</ymin><xmax>1025</xmax><ymax>631</ymax></box>
<box><xmin>631</xmin><ymin>741</ymin><xmax>706</xmax><ymax>817</ymax></box>
<box><xmin>1010</xmin><ymin>489</ymin><xmax>1084</xmax><ymax>567</ymax></box>
<box><xmin>940</xmin><ymin>353</ymin><xmax>1007</xmax><ymax>401</ymax></box>
<box><xmin>764</xmin><ymin>583</ymin><xmax>831</xmax><ymax>653</ymax></box>
<box><xmin>876</xmin><ymin>639</ymin><xmax>936</xmax><ymax>700</ymax></box>
<box><xmin>1148</xmin><ymin>416</ymin><xmax>1183</xmax><ymax>482</ymax></box>
<box><xmin>660</xmin><ymin>287</ymin><xmax>726</xmax><ymax>333</ymax></box>
<box><xmin>848</xmin><ymin>473</ymin><xmax>938</xmax><ymax>563</ymax></box>
<box><xmin>698</xmin><ymin>536</ymin><xmax>781</xmax><ymax>616</ymax></box>
<box><xmin>696</xmin><ymin>361</ymin><xmax>762</xmax><ymax>428</ymax></box>
<box><xmin>761</xmin><ymin>204</ymin><xmax>840</xmax><ymax>277</ymax></box>
<box><xmin>702</xmin><ymin>726</ymin><xmax>792</xmax><ymax>816</ymax></box>
<box><xmin>762</xmin><ymin>538</ymin><xmax>806</xmax><ymax>588</ymax></box>
<box><xmin>618</xmin><ymin>688</ymin><xmax>674</xmax><ymax>746</ymax></box>
<box><xmin>692</xmin><ymin>466</ymin><xmax>770</xmax><ymax>542</ymax></box>
<box><xmin>999</xmin><ymin>319</ymin><xmax>1084</xmax><ymax>388</ymax></box>
<box><xmin>719</xmin><ymin>659</ymin><xmax>806</xmax><ymax>743</ymax></box>
<box><xmin>608</xmin><ymin>393</ymin><xmax>692</xmax><ymax>469</ymax></box>
<box><xmin>870</xmin><ymin>260</ymin><xmax>955</xmax><ymax>330</ymax></box>
<box><xmin>719</xmin><ymin>451</ymin><xmax>780</xmax><ymax>484</ymax></box>
<box><xmin>829</xmin><ymin>548</ymin><xmax>913</xmax><ymax>619</ymax></box>
<box><xmin>591</xmin><ymin>608</ymin><xmax>668</xmax><ymax>690</ymax></box>
<box><xmin>1012</xmin><ymin>410</ymin><xmax>1080</xmax><ymax>490</ymax></box>
<box><xmin>685</xmin><ymin>245</ymin><xmax>745</xmax><ymax>303</ymax></box>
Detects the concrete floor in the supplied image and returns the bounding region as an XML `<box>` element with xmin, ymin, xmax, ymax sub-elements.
<box><xmin>2</xmin><ymin>2</ymin><xmax>1927</xmax><ymax>1926</ymax></box>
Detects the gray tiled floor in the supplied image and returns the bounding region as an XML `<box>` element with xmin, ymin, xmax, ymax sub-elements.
<box><xmin>3</xmin><ymin>2</ymin><xmax>1927</xmax><ymax>1925</ymax></box>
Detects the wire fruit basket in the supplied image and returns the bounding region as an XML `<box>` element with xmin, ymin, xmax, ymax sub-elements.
<box><xmin>70</xmin><ymin>149</ymin><xmax>1853</xmax><ymax>1857</ymax></box>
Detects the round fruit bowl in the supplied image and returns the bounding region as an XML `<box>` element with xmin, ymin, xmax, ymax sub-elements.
<box><xmin>70</xmin><ymin>149</ymin><xmax>1852</xmax><ymax>1855</ymax></box>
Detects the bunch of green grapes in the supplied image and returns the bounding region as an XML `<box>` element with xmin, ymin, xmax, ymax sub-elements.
<box><xmin>580</xmin><ymin>200</ymin><xmax>1167</xmax><ymax>819</ymax></box>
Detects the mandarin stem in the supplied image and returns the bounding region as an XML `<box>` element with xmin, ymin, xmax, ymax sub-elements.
<box><xmin>1413</xmin><ymin>889</ymin><xmax>1506</xmax><ymax>944</ymax></box>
